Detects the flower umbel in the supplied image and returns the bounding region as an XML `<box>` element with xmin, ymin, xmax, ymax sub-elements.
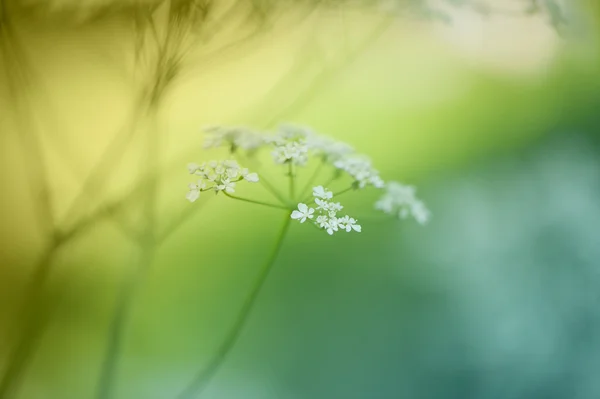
<box><xmin>188</xmin><ymin>124</ymin><xmax>430</xmax><ymax>230</ymax></box>
<box><xmin>375</xmin><ymin>181</ymin><xmax>430</xmax><ymax>224</ymax></box>
<box><xmin>291</xmin><ymin>203</ymin><xmax>315</xmax><ymax>223</ymax></box>
<box><xmin>291</xmin><ymin>186</ymin><xmax>361</xmax><ymax>235</ymax></box>
<box><xmin>187</xmin><ymin>160</ymin><xmax>259</xmax><ymax>200</ymax></box>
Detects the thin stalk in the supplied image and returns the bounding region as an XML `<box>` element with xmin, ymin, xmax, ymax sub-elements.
<box><xmin>288</xmin><ymin>163</ymin><xmax>295</xmax><ymax>201</ymax></box>
<box><xmin>300</xmin><ymin>173</ymin><xmax>342</xmax><ymax>203</ymax></box>
<box><xmin>258</xmin><ymin>174</ymin><xmax>291</xmax><ymax>207</ymax></box>
<box><xmin>332</xmin><ymin>186</ymin><xmax>353</xmax><ymax>198</ymax></box>
<box><xmin>0</xmin><ymin>246</ymin><xmax>57</xmax><ymax>399</ymax></box>
<box><xmin>236</xmin><ymin>152</ymin><xmax>290</xmax><ymax>206</ymax></box>
<box><xmin>223</xmin><ymin>192</ymin><xmax>289</xmax><ymax>210</ymax></box>
<box><xmin>94</xmin><ymin>246</ymin><xmax>154</xmax><ymax>399</ymax></box>
<box><xmin>95</xmin><ymin>101</ymin><xmax>161</xmax><ymax>399</ymax></box>
<box><xmin>175</xmin><ymin>213</ymin><xmax>293</xmax><ymax>399</ymax></box>
<box><xmin>298</xmin><ymin>160</ymin><xmax>324</xmax><ymax>200</ymax></box>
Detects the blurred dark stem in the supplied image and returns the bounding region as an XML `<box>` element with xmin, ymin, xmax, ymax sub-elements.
<box><xmin>299</xmin><ymin>160</ymin><xmax>325</xmax><ymax>200</ymax></box>
<box><xmin>174</xmin><ymin>212</ymin><xmax>292</xmax><ymax>399</ymax></box>
<box><xmin>94</xmin><ymin>99</ymin><xmax>162</xmax><ymax>399</ymax></box>
<box><xmin>94</xmin><ymin>245</ymin><xmax>155</xmax><ymax>399</ymax></box>
<box><xmin>0</xmin><ymin>245</ymin><xmax>56</xmax><ymax>399</ymax></box>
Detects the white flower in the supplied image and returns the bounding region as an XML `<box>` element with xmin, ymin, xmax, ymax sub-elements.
<box><xmin>291</xmin><ymin>203</ymin><xmax>315</xmax><ymax>223</ymax></box>
<box><xmin>324</xmin><ymin>217</ymin><xmax>339</xmax><ymax>235</ymax></box>
<box><xmin>188</xmin><ymin>163</ymin><xmax>201</xmax><ymax>174</ymax></box>
<box><xmin>241</xmin><ymin>168</ymin><xmax>259</xmax><ymax>182</ymax></box>
<box><xmin>334</xmin><ymin>156</ymin><xmax>384</xmax><ymax>189</ymax></box>
<box><xmin>313</xmin><ymin>186</ymin><xmax>333</xmax><ymax>200</ymax></box>
<box><xmin>216</xmin><ymin>178</ymin><xmax>236</xmax><ymax>194</ymax></box>
<box><xmin>316</xmin><ymin>215</ymin><xmax>329</xmax><ymax>227</ymax></box>
<box><xmin>375</xmin><ymin>181</ymin><xmax>430</xmax><ymax>225</ymax></box>
<box><xmin>267</xmin><ymin>125</ymin><xmax>310</xmax><ymax>165</ymax></box>
<box><xmin>292</xmin><ymin>186</ymin><xmax>360</xmax><ymax>235</ymax></box>
<box><xmin>338</xmin><ymin>215</ymin><xmax>361</xmax><ymax>232</ymax></box>
<box><xmin>306</xmin><ymin>133</ymin><xmax>355</xmax><ymax>163</ymax></box>
<box><xmin>186</xmin><ymin>180</ymin><xmax>206</xmax><ymax>202</ymax></box>
<box><xmin>186</xmin><ymin>160</ymin><xmax>258</xmax><ymax>199</ymax></box>
<box><xmin>203</xmin><ymin>126</ymin><xmax>265</xmax><ymax>152</ymax></box>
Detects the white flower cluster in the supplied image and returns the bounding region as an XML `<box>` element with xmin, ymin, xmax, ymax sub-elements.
<box><xmin>203</xmin><ymin>125</ymin><xmax>264</xmax><ymax>152</ymax></box>
<box><xmin>375</xmin><ymin>181</ymin><xmax>430</xmax><ymax>224</ymax></box>
<box><xmin>186</xmin><ymin>160</ymin><xmax>259</xmax><ymax>202</ymax></box>
<box><xmin>264</xmin><ymin>124</ymin><xmax>384</xmax><ymax>189</ymax></box>
<box><xmin>291</xmin><ymin>186</ymin><xmax>361</xmax><ymax>235</ymax></box>
<box><xmin>191</xmin><ymin>123</ymin><xmax>429</xmax><ymax>228</ymax></box>
<box><xmin>306</xmin><ymin>134</ymin><xmax>354</xmax><ymax>163</ymax></box>
<box><xmin>266</xmin><ymin>125</ymin><xmax>310</xmax><ymax>165</ymax></box>
<box><xmin>333</xmin><ymin>156</ymin><xmax>384</xmax><ymax>189</ymax></box>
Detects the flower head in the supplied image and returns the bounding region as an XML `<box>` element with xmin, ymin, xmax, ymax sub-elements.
<box><xmin>186</xmin><ymin>180</ymin><xmax>206</xmax><ymax>202</ymax></box>
<box><xmin>291</xmin><ymin>203</ymin><xmax>315</xmax><ymax>223</ymax></box>
<box><xmin>291</xmin><ymin>186</ymin><xmax>361</xmax><ymax>235</ymax></box>
<box><xmin>375</xmin><ymin>181</ymin><xmax>430</xmax><ymax>224</ymax></box>
<box><xmin>266</xmin><ymin>125</ymin><xmax>310</xmax><ymax>165</ymax></box>
<box><xmin>333</xmin><ymin>156</ymin><xmax>384</xmax><ymax>189</ymax></box>
<box><xmin>312</xmin><ymin>186</ymin><xmax>333</xmax><ymax>200</ymax></box>
<box><xmin>185</xmin><ymin>160</ymin><xmax>259</xmax><ymax>200</ymax></box>
<box><xmin>203</xmin><ymin>125</ymin><xmax>264</xmax><ymax>153</ymax></box>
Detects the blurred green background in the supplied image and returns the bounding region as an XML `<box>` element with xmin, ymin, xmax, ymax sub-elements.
<box><xmin>1</xmin><ymin>0</ymin><xmax>600</xmax><ymax>398</ymax></box>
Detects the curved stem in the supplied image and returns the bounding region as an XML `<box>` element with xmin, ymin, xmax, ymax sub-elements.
<box><xmin>223</xmin><ymin>192</ymin><xmax>289</xmax><ymax>210</ymax></box>
<box><xmin>332</xmin><ymin>186</ymin><xmax>353</xmax><ymax>198</ymax></box>
<box><xmin>94</xmin><ymin>247</ymin><xmax>154</xmax><ymax>399</ymax></box>
<box><xmin>175</xmin><ymin>213</ymin><xmax>292</xmax><ymax>399</ymax></box>
<box><xmin>298</xmin><ymin>160</ymin><xmax>324</xmax><ymax>200</ymax></box>
<box><xmin>288</xmin><ymin>163</ymin><xmax>295</xmax><ymax>201</ymax></box>
<box><xmin>95</xmin><ymin>101</ymin><xmax>161</xmax><ymax>399</ymax></box>
<box><xmin>236</xmin><ymin>152</ymin><xmax>290</xmax><ymax>206</ymax></box>
<box><xmin>0</xmin><ymin>246</ymin><xmax>56</xmax><ymax>399</ymax></box>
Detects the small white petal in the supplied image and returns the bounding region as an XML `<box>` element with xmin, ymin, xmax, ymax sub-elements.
<box><xmin>186</xmin><ymin>190</ymin><xmax>200</xmax><ymax>202</ymax></box>
<box><xmin>244</xmin><ymin>172</ymin><xmax>259</xmax><ymax>182</ymax></box>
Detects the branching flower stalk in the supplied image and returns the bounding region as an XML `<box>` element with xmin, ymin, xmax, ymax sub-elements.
<box><xmin>176</xmin><ymin>123</ymin><xmax>429</xmax><ymax>398</ymax></box>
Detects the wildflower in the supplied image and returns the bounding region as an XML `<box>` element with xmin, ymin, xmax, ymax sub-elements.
<box><xmin>313</xmin><ymin>186</ymin><xmax>333</xmax><ymax>200</ymax></box>
<box><xmin>216</xmin><ymin>179</ymin><xmax>236</xmax><ymax>194</ymax></box>
<box><xmin>186</xmin><ymin>180</ymin><xmax>206</xmax><ymax>202</ymax></box>
<box><xmin>338</xmin><ymin>215</ymin><xmax>361</xmax><ymax>232</ymax></box>
<box><xmin>266</xmin><ymin>125</ymin><xmax>310</xmax><ymax>165</ymax></box>
<box><xmin>241</xmin><ymin>168</ymin><xmax>259</xmax><ymax>182</ymax></box>
<box><xmin>291</xmin><ymin>203</ymin><xmax>315</xmax><ymax>223</ymax></box>
<box><xmin>306</xmin><ymin>134</ymin><xmax>354</xmax><ymax>162</ymax></box>
<box><xmin>333</xmin><ymin>156</ymin><xmax>384</xmax><ymax>189</ymax></box>
<box><xmin>291</xmin><ymin>186</ymin><xmax>360</xmax><ymax>235</ymax></box>
<box><xmin>189</xmin><ymin>124</ymin><xmax>427</xmax><ymax>232</ymax></box>
<box><xmin>203</xmin><ymin>125</ymin><xmax>264</xmax><ymax>152</ymax></box>
<box><xmin>375</xmin><ymin>181</ymin><xmax>430</xmax><ymax>224</ymax></box>
<box><xmin>188</xmin><ymin>163</ymin><xmax>201</xmax><ymax>174</ymax></box>
<box><xmin>185</xmin><ymin>160</ymin><xmax>259</xmax><ymax>199</ymax></box>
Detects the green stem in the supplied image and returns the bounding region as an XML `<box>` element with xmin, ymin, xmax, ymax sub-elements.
<box><xmin>332</xmin><ymin>186</ymin><xmax>353</xmax><ymax>198</ymax></box>
<box><xmin>298</xmin><ymin>160</ymin><xmax>324</xmax><ymax>200</ymax></box>
<box><xmin>95</xmin><ymin>102</ymin><xmax>161</xmax><ymax>399</ymax></box>
<box><xmin>301</xmin><ymin>172</ymin><xmax>341</xmax><ymax>203</ymax></box>
<box><xmin>223</xmin><ymin>192</ymin><xmax>289</xmax><ymax>210</ymax></box>
<box><xmin>175</xmin><ymin>213</ymin><xmax>293</xmax><ymax>399</ymax></box>
<box><xmin>236</xmin><ymin>152</ymin><xmax>290</xmax><ymax>206</ymax></box>
<box><xmin>288</xmin><ymin>162</ymin><xmax>295</xmax><ymax>201</ymax></box>
<box><xmin>0</xmin><ymin>245</ymin><xmax>56</xmax><ymax>399</ymax></box>
<box><xmin>94</xmin><ymin>247</ymin><xmax>154</xmax><ymax>399</ymax></box>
